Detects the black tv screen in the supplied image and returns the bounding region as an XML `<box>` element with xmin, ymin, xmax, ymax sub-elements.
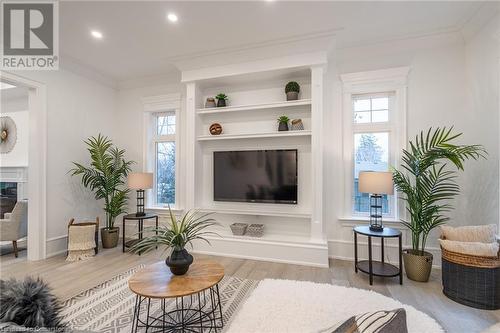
<box><xmin>213</xmin><ymin>149</ymin><xmax>298</xmax><ymax>204</ymax></box>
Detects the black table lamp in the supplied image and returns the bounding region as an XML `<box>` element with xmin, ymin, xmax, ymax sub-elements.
<box><xmin>128</xmin><ymin>172</ymin><xmax>153</xmax><ymax>217</ymax></box>
<box><xmin>358</xmin><ymin>171</ymin><xmax>394</xmax><ymax>231</ymax></box>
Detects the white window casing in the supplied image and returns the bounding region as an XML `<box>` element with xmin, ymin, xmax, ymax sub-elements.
<box><xmin>340</xmin><ymin>67</ymin><xmax>410</xmax><ymax>221</ymax></box>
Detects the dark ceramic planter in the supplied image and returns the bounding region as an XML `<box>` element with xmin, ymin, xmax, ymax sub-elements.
<box><xmin>278</xmin><ymin>122</ymin><xmax>289</xmax><ymax>131</ymax></box>
<box><xmin>166</xmin><ymin>248</ymin><xmax>194</xmax><ymax>275</ymax></box>
<box><xmin>217</xmin><ymin>99</ymin><xmax>226</xmax><ymax>107</ymax></box>
<box><xmin>101</xmin><ymin>227</ymin><xmax>119</xmax><ymax>248</ymax></box>
<box><xmin>286</xmin><ymin>91</ymin><xmax>299</xmax><ymax>101</ymax></box>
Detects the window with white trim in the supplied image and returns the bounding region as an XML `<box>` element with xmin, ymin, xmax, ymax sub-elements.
<box><xmin>352</xmin><ymin>93</ymin><xmax>395</xmax><ymax>217</ymax></box>
<box><xmin>152</xmin><ymin>112</ymin><xmax>176</xmax><ymax>206</ymax></box>
<box><xmin>341</xmin><ymin>67</ymin><xmax>408</xmax><ymax>221</ymax></box>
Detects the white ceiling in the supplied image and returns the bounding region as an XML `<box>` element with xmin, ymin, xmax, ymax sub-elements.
<box><xmin>59</xmin><ymin>1</ymin><xmax>487</xmax><ymax>84</ymax></box>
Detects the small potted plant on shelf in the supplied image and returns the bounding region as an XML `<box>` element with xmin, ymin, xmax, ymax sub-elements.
<box><xmin>285</xmin><ymin>81</ymin><xmax>300</xmax><ymax>101</ymax></box>
<box><xmin>277</xmin><ymin>115</ymin><xmax>290</xmax><ymax>131</ymax></box>
<box><xmin>392</xmin><ymin>127</ymin><xmax>485</xmax><ymax>282</ymax></box>
<box><xmin>205</xmin><ymin>97</ymin><xmax>216</xmax><ymax>108</ymax></box>
<box><xmin>70</xmin><ymin>134</ymin><xmax>133</xmax><ymax>249</ymax></box>
<box><xmin>130</xmin><ymin>207</ymin><xmax>219</xmax><ymax>275</ymax></box>
<box><xmin>215</xmin><ymin>93</ymin><xmax>228</xmax><ymax>107</ymax></box>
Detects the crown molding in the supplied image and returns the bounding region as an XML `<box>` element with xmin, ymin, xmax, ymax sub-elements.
<box><xmin>141</xmin><ymin>93</ymin><xmax>182</xmax><ymax>112</ymax></box>
<box><xmin>117</xmin><ymin>70</ymin><xmax>182</xmax><ymax>90</ymax></box>
<box><xmin>59</xmin><ymin>53</ymin><xmax>117</xmax><ymax>89</ymax></box>
<box><xmin>340</xmin><ymin>66</ymin><xmax>410</xmax><ymax>92</ymax></box>
<box><xmin>173</xmin><ymin>28</ymin><xmax>337</xmax><ymax>73</ymax></box>
<box><xmin>460</xmin><ymin>2</ymin><xmax>499</xmax><ymax>42</ymax></box>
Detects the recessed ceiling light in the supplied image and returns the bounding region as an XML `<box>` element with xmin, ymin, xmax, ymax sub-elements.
<box><xmin>167</xmin><ymin>13</ymin><xmax>178</xmax><ymax>23</ymax></box>
<box><xmin>91</xmin><ymin>30</ymin><xmax>103</xmax><ymax>39</ymax></box>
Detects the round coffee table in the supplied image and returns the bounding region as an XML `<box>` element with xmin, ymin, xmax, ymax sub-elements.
<box><xmin>128</xmin><ymin>259</ymin><xmax>224</xmax><ymax>332</ymax></box>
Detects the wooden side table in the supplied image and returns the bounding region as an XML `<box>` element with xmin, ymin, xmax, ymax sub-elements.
<box><xmin>128</xmin><ymin>259</ymin><xmax>225</xmax><ymax>332</ymax></box>
<box><xmin>353</xmin><ymin>226</ymin><xmax>403</xmax><ymax>285</ymax></box>
<box><xmin>122</xmin><ymin>213</ymin><xmax>158</xmax><ymax>254</ymax></box>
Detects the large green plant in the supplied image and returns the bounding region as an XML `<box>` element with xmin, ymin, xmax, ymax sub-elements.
<box><xmin>130</xmin><ymin>207</ymin><xmax>219</xmax><ymax>255</ymax></box>
<box><xmin>70</xmin><ymin>134</ymin><xmax>133</xmax><ymax>229</ymax></box>
<box><xmin>392</xmin><ymin>127</ymin><xmax>486</xmax><ymax>254</ymax></box>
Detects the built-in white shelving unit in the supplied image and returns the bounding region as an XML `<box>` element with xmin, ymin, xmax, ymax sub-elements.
<box><xmin>197</xmin><ymin>130</ymin><xmax>311</xmax><ymax>141</ymax></box>
<box><xmin>182</xmin><ymin>52</ymin><xmax>328</xmax><ymax>267</ymax></box>
<box><xmin>198</xmin><ymin>207</ymin><xmax>312</xmax><ymax>219</ymax></box>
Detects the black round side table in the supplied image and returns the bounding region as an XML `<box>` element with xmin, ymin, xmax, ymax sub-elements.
<box><xmin>122</xmin><ymin>213</ymin><xmax>158</xmax><ymax>254</ymax></box>
<box><xmin>353</xmin><ymin>226</ymin><xmax>403</xmax><ymax>285</ymax></box>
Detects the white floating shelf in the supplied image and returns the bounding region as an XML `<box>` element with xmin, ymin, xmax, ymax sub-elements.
<box><xmin>197</xmin><ymin>130</ymin><xmax>311</xmax><ymax>141</ymax></box>
<box><xmin>196</xmin><ymin>99</ymin><xmax>311</xmax><ymax>115</ymax></box>
<box><xmin>199</xmin><ymin>207</ymin><xmax>312</xmax><ymax>219</ymax></box>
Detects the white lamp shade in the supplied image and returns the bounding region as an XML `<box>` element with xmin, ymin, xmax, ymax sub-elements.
<box><xmin>358</xmin><ymin>171</ymin><xmax>394</xmax><ymax>195</ymax></box>
<box><xmin>128</xmin><ymin>172</ymin><xmax>153</xmax><ymax>190</ymax></box>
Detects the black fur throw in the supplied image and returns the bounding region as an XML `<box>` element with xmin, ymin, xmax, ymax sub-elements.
<box><xmin>0</xmin><ymin>277</ymin><xmax>66</xmax><ymax>329</ymax></box>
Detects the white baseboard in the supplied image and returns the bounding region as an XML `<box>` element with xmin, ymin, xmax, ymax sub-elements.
<box><xmin>191</xmin><ymin>237</ymin><xmax>329</xmax><ymax>268</ymax></box>
<box><xmin>46</xmin><ymin>235</ymin><xmax>68</xmax><ymax>258</ymax></box>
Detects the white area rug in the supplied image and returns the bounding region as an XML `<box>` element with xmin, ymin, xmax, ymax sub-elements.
<box><xmin>228</xmin><ymin>279</ymin><xmax>444</xmax><ymax>333</ymax></box>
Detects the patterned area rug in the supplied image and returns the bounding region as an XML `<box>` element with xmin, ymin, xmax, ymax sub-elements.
<box><xmin>61</xmin><ymin>266</ymin><xmax>258</xmax><ymax>332</ymax></box>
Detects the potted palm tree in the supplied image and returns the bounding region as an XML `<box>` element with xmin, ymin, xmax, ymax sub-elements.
<box><xmin>131</xmin><ymin>207</ymin><xmax>219</xmax><ymax>275</ymax></box>
<box><xmin>392</xmin><ymin>127</ymin><xmax>486</xmax><ymax>282</ymax></box>
<box><xmin>70</xmin><ymin>134</ymin><xmax>133</xmax><ymax>248</ymax></box>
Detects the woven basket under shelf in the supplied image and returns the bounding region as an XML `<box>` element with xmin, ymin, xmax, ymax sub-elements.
<box><xmin>246</xmin><ymin>224</ymin><xmax>264</xmax><ymax>237</ymax></box>
<box><xmin>230</xmin><ymin>223</ymin><xmax>248</xmax><ymax>236</ymax></box>
<box><xmin>441</xmin><ymin>245</ymin><xmax>500</xmax><ymax>310</ymax></box>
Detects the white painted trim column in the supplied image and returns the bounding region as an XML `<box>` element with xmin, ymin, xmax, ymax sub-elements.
<box><xmin>1</xmin><ymin>71</ymin><xmax>47</xmax><ymax>260</ymax></box>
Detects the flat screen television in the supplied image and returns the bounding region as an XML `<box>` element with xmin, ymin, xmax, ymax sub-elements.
<box><xmin>213</xmin><ymin>149</ymin><xmax>298</xmax><ymax>204</ymax></box>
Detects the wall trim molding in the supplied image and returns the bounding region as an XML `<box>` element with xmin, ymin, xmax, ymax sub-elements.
<box><xmin>1</xmin><ymin>71</ymin><xmax>48</xmax><ymax>261</ymax></box>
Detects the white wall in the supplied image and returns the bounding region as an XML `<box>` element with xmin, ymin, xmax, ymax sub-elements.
<box><xmin>327</xmin><ymin>28</ymin><xmax>499</xmax><ymax>264</ymax></box>
<box><xmin>13</xmin><ymin>69</ymin><xmax>117</xmax><ymax>256</ymax></box>
<box><xmin>113</xmin><ymin>27</ymin><xmax>499</xmax><ymax>266</ymax></box>
<box><xmin>115</xmin><ymin>83</ymin><xmax>185</xmax><ymax>216</ymax></box>
<box><xmin>464</xmin><ymin>14</ymin><xmax>500</xmax><ymax>230</ymax></box>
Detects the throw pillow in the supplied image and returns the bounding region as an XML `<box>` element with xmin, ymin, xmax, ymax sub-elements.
<box><xmin>439</xmin><ymin>239</ymin><xmax>499</xmax><ymax>257</ymax></box>
<box><xmin>440</xmin><ymin>225</ymin><xmax>497</xmax><ymax>243</ymax></box>
<box><xmin>321</xmin><ymin>308</ymin><xmax>408</xmax><ymax>333</ymax></box>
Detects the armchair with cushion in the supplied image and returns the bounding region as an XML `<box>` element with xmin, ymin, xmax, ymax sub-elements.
<box><xmin>0</xmin><ymin>200</ymin><xmax>28</xmax><ymax>258</ymax></box>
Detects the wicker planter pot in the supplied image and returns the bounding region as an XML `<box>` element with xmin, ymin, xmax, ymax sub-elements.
<box><xmin>402</xmin><ymin>249</ymin><xmax>433</xmax><ymax>282</ymax></box>
<box><xmin>441</xmin><ymin>246</ymin><xmax>500</xmax><ymax>310</ymax></box>
<box><xmin>101</xmin><ymin>227</ymin><xmax>119</xmax><ymax>248</ymax></box>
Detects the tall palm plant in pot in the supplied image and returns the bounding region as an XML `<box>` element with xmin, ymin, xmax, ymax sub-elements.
<box><xmin>70</xmin><ymin>134</ymin><xmax>133</xmax><ymax>248</ymax></box>
<box><xmin>392</xmin><ymin>127</ymin><xmax>486</xmax><ymax>282</ymax></box>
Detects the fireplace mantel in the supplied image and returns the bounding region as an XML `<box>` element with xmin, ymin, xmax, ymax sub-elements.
<box><xmin>0</xmin><ymin>166</ymin><xmax>28</xmax><ymax>201</ymax></box>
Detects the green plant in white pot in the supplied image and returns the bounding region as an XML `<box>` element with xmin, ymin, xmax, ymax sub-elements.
<box><xmin>392</xmin><ymin>127</ymin><xmax>486</xmax><ymax>282</ymax></box>
<box><xmin>131</xmin><ymin>207</ymin><xmax>219</xmax><ymax>275</ymax></box>
<box><xmin>70</xmin><ymin>134</ymin><xmax>133</xmax><ymax>248</ymax></box>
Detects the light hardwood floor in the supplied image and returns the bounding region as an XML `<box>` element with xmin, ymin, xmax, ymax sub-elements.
<box><xmin>1</xmin><ymin>247</ymin><xmax>498</xmax><ymax>333</ymax></box>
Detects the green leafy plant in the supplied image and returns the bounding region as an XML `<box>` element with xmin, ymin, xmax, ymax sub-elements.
<box><xmin>130</xmin><ymin>207</ymin><xmax>219</xmax><ymax>254</ymax></box>
<box><xmin>70</xmin><ymin>134</ymin><xmax>133</xmax><ymax>229</ymax></box>
<box><xmin>277</xmin><ymin>115</ymin><xmax>290</xmax><ymax>124</ymax></box>
<box><xmin>285</xmin><ymin>81</ymin><xmax>300</xmax><ymax>93</ymax></box>
<box><xmin>215</xmin><ymin>93</ymin><xmax>228</xmax><ymax>100</ymax></box>
<box><xmin>392</xmin><ymin>127</ymin><xmax>486</xmax><ymax>254</ymax></box>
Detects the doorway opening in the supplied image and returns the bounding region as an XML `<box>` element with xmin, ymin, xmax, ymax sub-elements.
<box><xmin>0</xmin><ymin>72</ymin><xmax>47</xmax><ymax>261</ymax></box>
